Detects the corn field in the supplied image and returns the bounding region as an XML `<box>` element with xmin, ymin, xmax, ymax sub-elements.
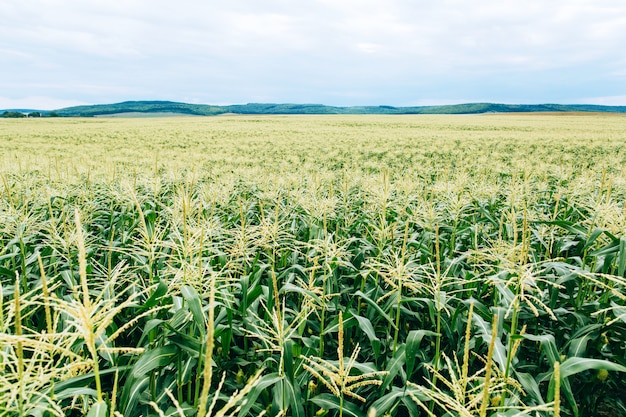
<box><xmin>1</xmin><ymin>114</ymin><xmax>626</xmax><ymax>417</ymax></box>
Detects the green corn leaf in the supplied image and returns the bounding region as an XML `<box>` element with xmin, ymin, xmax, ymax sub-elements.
<box><xmin>237</xmin><ymin>373</ymin><xmax>283</xmax><ymax>417</ymax></box>
<box><xmin>608</xmin><ymin>302</ymin><xmax>626</xmax><ymax>324</ymax></box>
<box><xmin>583</xmin><ymin>228</ymin><xmax>605</xmax><ymax>250</ymax></box>
<box><xmin>95</xmin><ymin>333</ymin><xmax>115</xmax><ymax>365</ymax></box>
<box><xmin>132</xmin><ymin>345</ymin><xmax>178</xmax><ymax>378</ymax></box>
<box><xmin>309</xmin><ymin>394</ymin><xmax>364</xmax><ymax>417</ymax></box>
<box><xmin>52</xmin><ymin>367</ymin><xmax>130</xmax><ymax>399</ymax></box>
<box><xmin>86</xmin><ymin>401</ymin><xmax>108</xmax><ymax>417</ymax></box>
<box><xmin>181</xmin><ymin>285</ymin><xmax>205</xmax><ymax>331</ymax></box>
<box><xmin>285</xmin><ymin>376</ymin><xmax>305</xmax><ymax>417</ymax></box>
<box><xmin>401</xmin><ymin>394</ymin><xmax>422</xmax><ymax>417</ymax></box>
<box><xmin>351</xmin><ymin>313</ymin><xmax>381</xmax><ymax>355</ymax></box>
<box><xmin>142</xmin><ymin>279</ymin><xmax>168</xmax><ymax>310</ymax></box>
<box><xmin>284</xmin><ymin>340</ymin><xmax>294</xmax><ymax>383</ymax></box>
<box><xmin>154</xmin><ymin>378</ymin><xmax>178</xmax><ymax>406</ymax></box>
<box><xmin>522</xmin><ymin>333</ymin><xmax>560</xmax><ymax>365</ymax></box>
<box><xmin>138</xmin><ymin>318</ymin><xmax>166</xmax><ymax>346</ymax></box>
<box><xmin>473</xmin><ymin>313</ymin><xmax>507</xmax><ymax>372</ymax></box>
<box><xmin>381</xmin><ymin>344</ymin><xmax>406</xmax><ymax>391</ymax></box>
<box><xmin>371</xmin><ymin>388</ymin><xmax>405</xmax><ymax>415</ymax></box>
<box><xmin>617</xmin><ymin>237</ymin><xmax>626</xmax><ymax>278</ymax></box>
<box><xmin>354</xmin><ymin>290</ymin><xmax>394</xmax><ymax>325</ymax></box>
<box><xmin>554</xmin><ymin>357</ymin><xmax>626</xmax><ymax>381</ymax></box>
<box><xmin>541</xmin><ymin>357</ymin><xmax>626</xmax><ymax>417</ymax></box>
<box><xmin>0</xmin><ymin>266</ymin><xmax>15</xmax><ymax>279</ymax></box>
<box><xmin>168</xmin><ymin>332</ymin><xmax>202</xmax><ymax>356</ymax></box>
<box><xmin>515</xmin><ymin>372</ymin><xmax>545</xmax><ymax>405</ymax></box>
<box><xmin>567</xmin><ymin>334</ymin><xmax>592</xmax><ymax>358</ymax></box>
<box><xmin>589</xmin><ymin>235</ymin><xmax>620</xmax><ymax>256</ymax></box>
<box><xmin>405</xmin><ymin>330</ymin><xmax>438</xmax><ymax>378</ymax></box>
<box><xmin>541</xmin><ymin>220</ymin><xmax>587</xmax><ymax>238</ymax></box>
<box><xmin>121</xmin><ymin>376</ymin><xmax>150</xmax><ymax>416</ymax></box>
<box><xmin>281</xmin><ymin>282</ymin><xmax>322</xmax><ymax>305</ymax></box>
<box><xmin>54</xmin><ymin>387</ymin><xmax>99</xmax><ymax>401</ymax></box>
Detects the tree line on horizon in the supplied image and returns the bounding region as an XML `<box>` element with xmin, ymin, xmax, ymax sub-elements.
<box><xmin>2</xmin><ymin>101</ymin><xmax>626</xmax><ymax>117</ymax></box>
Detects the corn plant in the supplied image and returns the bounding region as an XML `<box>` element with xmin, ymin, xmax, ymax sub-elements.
<box><xmin>1</xmin><ymin>114</ymin><xmax>626</xmax><ymax>416</ymax></box>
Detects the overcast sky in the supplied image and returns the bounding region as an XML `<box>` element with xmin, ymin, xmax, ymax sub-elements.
<box><xmin>1</xmin><ymin>0</ymin><xmax>626</xmax><ymax>109</ymax></box>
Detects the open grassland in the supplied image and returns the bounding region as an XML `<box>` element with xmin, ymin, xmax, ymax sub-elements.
<box><xmin>1</xmin><ymin>114</ymin><xmax>626</xmax><ymax>417</ymax></box>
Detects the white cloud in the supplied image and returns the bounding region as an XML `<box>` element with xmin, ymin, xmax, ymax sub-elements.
<box><xmin>356</xmin><ymin>43</ymin><xmax>382</xmax><ymax>54</ymax></box>
<box><xmin>1</xmin><ymin>0</ymin><xmax>625</xmax><ymax>105</ymax></box>
<box><xmin>576</xmin><ymin>95</ymin><xmax>626</xmax><ymax>106</ymax></box>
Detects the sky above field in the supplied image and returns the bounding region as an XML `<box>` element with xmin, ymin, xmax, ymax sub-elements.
<box><xmin>2</xmin><ymin>1</ymin><xmax>626</xmax><ymax>109</ymax></box>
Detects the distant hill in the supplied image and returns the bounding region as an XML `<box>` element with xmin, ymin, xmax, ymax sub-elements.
<box><xmin>4</xmin><ymin>100</ymin><xmax>626</xmax><ymax>117</ymax></box>
<box><xmin>53</xmin><ymin>101</ymin><xmax>226</xmax><ymax>117</ymax></box>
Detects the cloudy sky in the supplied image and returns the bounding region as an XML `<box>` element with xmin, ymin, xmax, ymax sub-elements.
<box><xmin>1</xmin><ymin>0</ymin><xmax>625</xmax><ymax>109</ymax></box>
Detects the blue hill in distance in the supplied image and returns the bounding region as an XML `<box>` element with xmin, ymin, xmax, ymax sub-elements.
<box><xmin>3</xmin><ymin>100</ymin><xmax>626</xmax><ymax>117</ymax></box>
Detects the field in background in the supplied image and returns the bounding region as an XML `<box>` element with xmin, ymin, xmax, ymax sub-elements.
<box><xmin>1</xmin><ymin>115</ymin><xmax>626</xmax><ymax>416</ymax></box>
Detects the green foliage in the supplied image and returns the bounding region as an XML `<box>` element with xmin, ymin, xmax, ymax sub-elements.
<box><xmin>1</xmin><ymin>115</ymin><xmax>626</xmax><ymax>416</ymax></box>
<box><xmin>36</xmin><ymin>100</ymin><xmax>626</xmax><ymax>117</ymax></box>
<box><xmin>1</xmin><ymin>111</ymin><xmax>27</xmax><ymax>118</ymax></box>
